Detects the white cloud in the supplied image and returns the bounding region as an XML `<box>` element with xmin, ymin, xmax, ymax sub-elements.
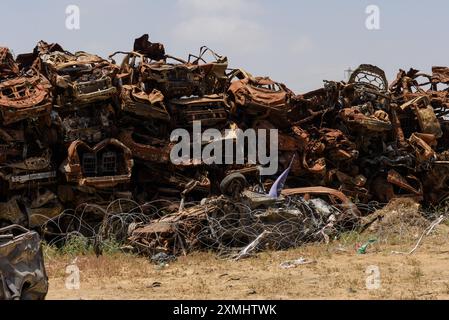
<box><xmin>289</xmin><ymin>36</ymin><xmax>314</xmax><ymax>55</ymax></box>
<box><xmin>172</xmin><ymin>0</ymin><xmax>269</xmax><ymax>54</ymax></box>
<box><xmin>176</xmin><ymin>0</ymin><xmax>253</xmax><ymax>15</ymax></box>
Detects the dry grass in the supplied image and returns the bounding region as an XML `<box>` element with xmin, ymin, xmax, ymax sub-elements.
<box><xmin>45</xmin><ymin>199</ymin><xmax>449</xmax><ymax>300</ymax></box>
<box><xmin>45</xmin><ymin>229</ymin><xmax>449</xmax><ymax>300</ymax></box>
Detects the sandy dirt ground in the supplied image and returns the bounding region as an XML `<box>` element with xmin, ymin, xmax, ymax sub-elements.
<box><xmin>45</xmin><ymin>231</ymin><xmax>449</xmax><ymax>300</ymax></box>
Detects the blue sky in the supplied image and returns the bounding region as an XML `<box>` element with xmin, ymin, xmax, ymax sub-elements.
<box><xmin>1</xmin><ymin>0</ymin><xmax>448</xmax><ymax>92</ymax></box>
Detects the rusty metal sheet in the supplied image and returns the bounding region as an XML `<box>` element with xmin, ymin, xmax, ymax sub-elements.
<box><xmin>339</xmin><ymin>107</ymin><xmax>392</xmax><ymax>132</ymax></box>
<box><xmin>133</xmin><ymin>34</ymin><xmax>165</xmax><ymax>61</ymax></box>
<box><xmin>118</xmin><ymin>129</ymin><xmax>172</xmax><ymax>163</ymax></box>
<box><xmin>399</xmin><ymin>95</ymin><xmax>443</xmax><ymax>138</ymax></box>
<box><xmin>0</xmin><ymin>198</ymin><xmax>28</xmax><ymax>225</ymax></box>
<box><xmin>387</xmin><ymin>169</ymin><xmax>422</xmax><ymax>197</ymax></box>
<box><xmin>432</xmin><ymin>66</ymin><xmax>449</xmax><ymax>84</ymax></box>
<box><xmin>408</xmin><ymin>133</ymin><xmax>436</xmax><ymax>163</ymax></box>
<box><xmin>281</xmin><ymin>186</ymin><xmax>358</xmax><ymax>209</ymax></box>
<box><xmin>120</xmin><ymin>85</ymin><xmax>170</xmax><ymax>121</ymax></box>
<box><xmin>0</xmin><ymin>47</ymin><xmax>19</xmax><ymax>77</ymax></box>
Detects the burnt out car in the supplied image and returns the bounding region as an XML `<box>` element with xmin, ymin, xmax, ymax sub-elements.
<box><xmin>0</xmin><ymin>49</ymin><xmax>56</xmax><ymax>195</ymax></box>
<box><xmin>140</xmin><ymin>50</ymin><xmax>227</xmax><ymax>99</ymax></box>
<box><xmin>338</xmin><ymin>64</ymin><xmax>392</xmax><ymax>134</ymax></box>
<box><xmin>21</xmin><ymin>42</ymin><xmax>119</xmax><ymax>145</ymax></box>
<box><xmin>53</xmin><ymin>102</ymin><xmax>118</xmax><ymax>144</ymax></box>
<box><xmin>111</xmin><ymin>44</ymin><xmax>228</xmax><ymax>99</ymax></box>
<box><xmin>0</xmin><ymin>146</ymin><xmax>56</xmax><ymax>193</ymax></box>
<box><xmin>168</xmin><ymin>94</ymin><xmax>229</xmax><ymax>129</ymax></box>
<box><xmin>227</xmin><ymin>74</ymin><xmax>294</xmax><ymax>128</ymax></box>
<box><xmin>0</xmin><ymin>67</ymin><xmax>57</xmax><ymax>230</ymax></box>
<box><xmin>0</xmin><ymin>225</ymin><xmax>48</xmax><ymax>300</ymax></box>
<box><xmin>0</xmin><ymin>70</ymin><xmax>52</xmax><ymax>126</ymax></box>
<box><xmin>36</xmin><ymin>44</ymin><xmax>117</xmax><ymax>107</ymax></box>
<box><xmin>390</xmin><ymin>68</ymin><xmax>446</xmax><ymax>142</ymax></box>
<box><xmin>60</xmin><ymin>138</ymin><xmax>134</xmax><ymax>189</ymax></box>
<box><xmin>0</xmin><ymin>47</ymin><xmax>53</xmax><ymax>128</ymax></box>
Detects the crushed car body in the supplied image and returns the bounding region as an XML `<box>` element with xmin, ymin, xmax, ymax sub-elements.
<box><xmin>3</xmin><ymin>34</ymin><xmax>449</xmax><ymax>265</ymax></box>
<box><xmin>0</xmin><ymin>225</ymin><xmax>48</xmax><ymax>300</ymax></box>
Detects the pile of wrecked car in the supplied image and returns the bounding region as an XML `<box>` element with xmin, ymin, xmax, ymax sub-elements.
<box><xmin>1</xmin><ymin>34</ymin><xmax>449</xmax><ymax>264</ymax></box>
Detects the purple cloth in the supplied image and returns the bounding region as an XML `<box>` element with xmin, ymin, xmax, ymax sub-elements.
<box><xmin>268</xmin><ymin>154</ymin><xmax>295</xmax><ymax>198</ymax></box>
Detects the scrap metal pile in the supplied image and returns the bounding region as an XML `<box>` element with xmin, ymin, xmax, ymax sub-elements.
<box><xmin>1</xmin><ymin>34</ymin><xmax>449</xmax><ymax>257</ymax></box>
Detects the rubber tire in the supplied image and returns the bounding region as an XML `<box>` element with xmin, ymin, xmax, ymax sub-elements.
<box><xmin>220</xmin><ymin>173</ymin><xmax>247</xmax><ymax>197</ymax></box>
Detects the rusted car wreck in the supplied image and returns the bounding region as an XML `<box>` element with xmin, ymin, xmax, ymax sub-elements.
<box><xmin>2</xmin><ymin>34</ymin><xmax>449</xmax><ymax>264</ymax></box>
<box><xmin>0</xmin><ymin>225</ymin><xmax>48</xmax><ymax>300</ymax></box>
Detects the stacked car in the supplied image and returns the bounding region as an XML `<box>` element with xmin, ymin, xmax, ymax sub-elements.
<box><xmin>1</xmin><ymin>34</ymin><xmax>449</xmax><ymax>239</ymax></box>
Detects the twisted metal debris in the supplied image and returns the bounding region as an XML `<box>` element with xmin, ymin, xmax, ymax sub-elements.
<box><xmin>2</xmin><ymin>34</ymin><xmax>449</xmax><ymax>257</ymax></box>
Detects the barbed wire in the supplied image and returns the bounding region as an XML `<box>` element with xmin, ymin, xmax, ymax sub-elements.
<box><xmin>37</xmin><ymin>195</ymin><xmax>449</xmax><ymax>259</ymax></box>
<box><xmin>127</xmin><ymin>195</ymin><xmax>367</xmax><ymax>258</ymax></box>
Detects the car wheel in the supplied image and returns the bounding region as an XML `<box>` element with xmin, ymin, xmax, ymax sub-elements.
<box><xmin>220</xmin><ymin>173</ymin><xmax>247</xmax><ymax>197</ymax></box>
